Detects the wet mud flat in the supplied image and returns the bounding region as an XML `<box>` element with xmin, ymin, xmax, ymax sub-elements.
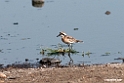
<box><xmin>0</xmin><ymin>63</ymin><xmax>124</xmax><ymax>83</ymax></box>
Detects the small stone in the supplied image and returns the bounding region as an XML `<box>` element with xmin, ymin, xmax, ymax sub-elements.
<box><xmin>13</xmin><ymin>22</ymin><xmax>18</xmax><ymax>25</ymax></box>
<box><xmin>105</xmin><ymin>11</ymin><xmax>111</xmax><ymax>15</ymax></box>
<box><xmin>0</xmin><ymin>72</ymin><xmax>6</xmax><ymax>78</ymax></box>
<box><xmin>0</xmin><ymin>80</ymin><xmax>4</xmax><ymax>82</ymax></box>
<box><xmin>74</xmin><ymin>28</ymin><xmax>78</xmax><ymax>30</ymax></box>
<box><xmin>67</xmin><ymin>81</ymin><xmax>75</xmax><ymax>83</ymax></box>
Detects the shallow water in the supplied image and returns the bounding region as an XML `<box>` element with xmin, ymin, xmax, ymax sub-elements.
<box><xmin>0</xmin><ymin>0</ymin><xmax>124</xmax><ymax>65</ymax></box>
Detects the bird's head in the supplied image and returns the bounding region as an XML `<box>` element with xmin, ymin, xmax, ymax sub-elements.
<box><xmin>56</xmin><ymin>31</ymin><xmax>67</xmax><ymax>37</ymax></box>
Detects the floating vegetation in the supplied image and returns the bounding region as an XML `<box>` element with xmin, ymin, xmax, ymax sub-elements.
<box><xmin>105</xmin><ymin>52</ymin><xmax>110</xmax><ymax>55</ymax></box>
<box><xmin>101</xmin><ymin>52</ymin><xmax>110</xmax><ymax>56</ymax></box>
<box><xmin>84</xmin><ymin>51</ymin><xmax>93</xmax><ymax>58</ymax></box>
<box><xmin>118</xmin><ymin>51</ymin><xmax>122</xmax><ymax>54</ymax></box>
<box><xmin>40</xmin><ymin>47</ymin><xmax>79</xmax><ymax>56</ymax></box>
<box><xmin>21</xmin><ymin>38</ymin><xmax>31</xmax><ymax>40</ymax></box>
<box><xmin>85</xmin><ymin>51</ymin><xmax>93</xmax><ymax>55</ymax></box>
<box><xmin>40</xmin><ymin>46</ymin><xmax>82</xmax><ymax>66</ymax></box>
<box><xmin>82</xmin><ymin>51</ymin><xmax>92</xmax><ymax>57</ymax></box>
<box><xmin>40</xmin><ymin>49</ymin><xmax>45</xmax><ymax>55</ymax></box>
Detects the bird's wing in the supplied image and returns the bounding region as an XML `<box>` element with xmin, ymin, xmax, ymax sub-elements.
<box><xmin>66</xmin><ymin>35</ymin><xmax>75</xmax><ymax>39</ymax></box>
<box><xmin>66</xmin><ymin>35</ymin><xmax>83</xmax><ymax>43</ymax></box>
<box><xmin>66</xmin><ymin>36</ymin><xmax>77</xmax><ymax>42</ymax></box>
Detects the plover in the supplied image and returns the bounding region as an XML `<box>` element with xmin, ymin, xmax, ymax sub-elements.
<box><xmin>57</xmin><ymin>31</ymin><xmax>83</xmax><ymax>48</ymax></box>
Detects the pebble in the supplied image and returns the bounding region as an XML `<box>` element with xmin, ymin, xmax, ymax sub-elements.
<box><xmin>0</xmin><ymin>72</ymin><xmax>6</xmax><ymax>78</ymax></box>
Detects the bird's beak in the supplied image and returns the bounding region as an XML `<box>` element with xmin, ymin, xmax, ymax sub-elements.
<box><xmin>56</xmin><ymin>34</ymin><xmax>60</xmax><ymax>37</ymax></box>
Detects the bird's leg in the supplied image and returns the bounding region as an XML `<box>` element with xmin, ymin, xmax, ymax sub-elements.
<box><xmin>71</xmin><ymin>44</ymin><xmax>73</xmax><ymax>49</ymax></box>
<box><xmin>68</xmin><ymin>52</ymin><xmax>73</xmax><ymax>65</ymax></box>
<box><xmin>68</xmin><ymin>44</ymin><xmax>72</xmax><ymax>50</ymax></box>
<box><xmin>68</xmin><ymin>44</ymin><xmax>70</xmax><ymax>49</ymax></box>
<box><xmin>68</xmin><ymin>44</ymin><xmax>70</xmax><ymax>47</ymax></box>
<box><xmin>70</xmin><ymin>44</ymin><xmax>73</xmax><ymax>49</ymax></box>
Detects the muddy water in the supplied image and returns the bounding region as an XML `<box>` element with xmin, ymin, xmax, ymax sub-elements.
<box><xmin>0</xmin><ymin>0</ymin><xmax>124</xmax><ymax>65</ymax></box>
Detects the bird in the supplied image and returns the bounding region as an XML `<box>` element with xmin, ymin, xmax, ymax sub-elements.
<box><xmin>56</xmin><ymin>31</ymin><xmax>83</xmax><ymax>48</ymax></box>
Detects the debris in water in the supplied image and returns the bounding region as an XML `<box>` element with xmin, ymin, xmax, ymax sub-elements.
<box><xmin>114</xmin><ymin>57</ymin><xmax>124</xmax><ymax>63</ymax></box>
<box><xmin>82</xmin><ymin>51</ymin><xmax>84</xmax><ymax>57</ymax></box>
<box><xmin>74</xmin><ymin>28</ymin><xmax>79</xmax><ymax>30</ymax></box>
<box><xmin>39</xmin><ymin>58</ymin><xmax>61</xmax><ymax>67</ymax></box>
<box><xmin>13</xmin><ymin>22</ymin><xmax>18</xmax><ymax>25</ymax></box>
<box><xmin>101</xmin><ymin>52</ymin><xmax>110</xmax><ymax>56</ymax></box>
<box><xmin>105</xmin><ymin>11</ymin><xmax>111</xmax><ymax>15</ymax></box>
<box><xmin>21</xmin><ymin>38</ymin><xmax>31</xmax><ymax>40</ymax></box>
<box><xmin>32</xmin><ymin>0</ymin><xmax>44</xmax><ymax>8</ymax></box>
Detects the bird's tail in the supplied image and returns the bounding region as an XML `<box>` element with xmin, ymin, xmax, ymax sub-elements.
<box><xmin>76</xmin><ymin>40</ymin><xmax>83</xmax><ymax>43</ymax></box>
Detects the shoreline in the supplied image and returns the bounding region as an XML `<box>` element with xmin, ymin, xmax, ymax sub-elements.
<box><xmin>0</xmin><ymin>63</ymin><xmax>124</xmax><ymax>83</ymax></box>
